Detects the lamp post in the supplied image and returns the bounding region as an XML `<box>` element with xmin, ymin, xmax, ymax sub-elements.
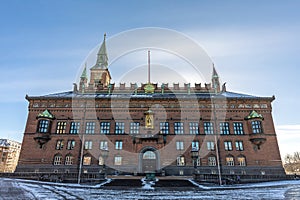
<box><xmin>191</xmin><ymin>147</ymin><xmax>199</xmax><ymax>178</ymax></box>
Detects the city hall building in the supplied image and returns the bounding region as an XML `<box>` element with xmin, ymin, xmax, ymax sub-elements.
<box><xmin>16</xmin><ymin>35</ymin><xmax>285</xmax><ymax>181</ymax></box>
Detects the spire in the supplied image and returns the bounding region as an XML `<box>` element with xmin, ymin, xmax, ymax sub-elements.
<box><xmin>211</xmin><ymin>63</ymin><xmax>220</xmax><ymax>93</ymax></box>
<box><xmin>92</xmin><ymin>33</ymin><xmax>108</xmax><ymax>69</ymax></box>
<box><xmin>80</xmin><ymin>64</ymin><xmax>88</xmax><ymax>79</ymax></box>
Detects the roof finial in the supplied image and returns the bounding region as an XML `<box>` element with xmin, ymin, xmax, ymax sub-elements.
<box><xmin>148</xmin><ymin>50</ymin><xmax>151</xmax><ymax>83</ymax></box>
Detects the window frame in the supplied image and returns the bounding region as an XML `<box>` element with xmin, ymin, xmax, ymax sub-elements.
<box><xmin>174</xmin><ymin>122</ymin><xmax>184</xmax><ymax>134</ymax></box>
<box><xmin>115</xmin><ymin>122</ymin><xmax>125</xmax><ymax>134</ymax></box>
<box><xmin>130</xmin><ymin>122</ymin><xmax>140</xmax><ymax>134</ymax></box>
<box><xmin>100</xmin><ymin>122</ymin><xmax>110</xmax><ymax>134</ymax></box>
<box><xmin>37</xmin><ymin>119</ymin><xmax>50</xmax><ymax>133</ymax></box>
<box><xmin>219</xmin><ymin>122</ymin><xmax>230</xmax><ymax>135</ymax></box>
<box><xmin>85</xmin><ymin>122</ymin><xmax>95</xmax><ymax>134</ymax></box>
<box><xmin>160</xmin><ymin>122</ymin><xmax>169</xmax><ymax>134</ymax></box>
<box><xmin>233</xmin><ymin>122</ymin><xmax>244</xmax><ymax>135</ymax></box>
<box><xmin>70</xmin><ymin>122</ymin><xmax>80</xmax><ymax>134</ymax></box>
<box><xmin>56</xmin><ymin>121</ymin><xmax>67</xmax><ymax>134</ymax></box>
<box><xmin>204</xmin><ymin>122</ymin><xmax>214</xmax><ymax>134</ymax></box>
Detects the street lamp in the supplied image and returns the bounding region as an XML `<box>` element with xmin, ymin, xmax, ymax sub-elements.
<box><xmin>191</xmin><ymin>147</ymin><xmax>199</xmax><ymax>177</ymax></box>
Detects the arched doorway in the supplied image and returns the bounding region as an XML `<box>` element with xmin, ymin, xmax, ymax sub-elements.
<box><xmin>142</xmin><ymin>150</ymin><xmax>157</xmax><ymax>172</ymax></box>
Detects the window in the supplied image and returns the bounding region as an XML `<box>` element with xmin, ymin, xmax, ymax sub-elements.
<box><xmin>85</xmin><ymin>122</ymin><xmax>95</xmax><ymax>134</ymax></box>
<box><xmin>160</xmin><ymin>122</ymin><xmax>169</xmax><ymax>134</ymax></box>
<box><xmin>235</xmin><ymin>141</ymin><xmax>244</xmax><ymax>151</ymax></box>
<box><xmin>233</xmin><ymin>122</ymin><xmax>244</xmax><ymax>135</ymax></box>
<box><xmin>177</xmin><ymin>156</ymin><xmax>185</xmax><ymax>166</ymax></box>
<box><xmin>100</xmin><ymin>122</ymin><xmax>110</xmax><ymax>134</ymax></box>
<box><xmin>38</xmin><ymin>120</ymin><xmax>50</xmax><ymax>133</ymax></box>
<box><xmin>55</xmin><ymin>140</ymin><xmax>64</xmax><ymax>150</ymax></box>
<box><xmin>130</xmin><ymin>122</ymin><xmax>140</xmax><ymax>134</ymax></box>
<box><xmin>176</xmin><ymin>141</ymin><xmax>184</xmax><ymax>150</ymax></box>
<box><xmin>208</xmin><ymin>156</ymin><xmax>216</xmax><ymax>166</ymax></box>
<box><xmin>84</xmin><ymin>140</ymin><xmax>92</xmax><ymax>150</ymax></box>
<box><xmin>207</xmin><ymin>141</ymin><xmax>215</xmax><ymax>151</ymax></box>
<box><xmin>115</xmin><ymin>140</ymin><xmax>123</xmax><ymax>150</ymax></box>
<box><xmin>192</xmin><ymin>141</ymin><xmax>199</xmax><ymax>151</ymax></box>
<box><xmin>204</xmin><ymin>122</ymin><xmax>214</xmax><ymax>134</ymax></box>
<box><xmin>70</xmin><ymin>122</ymin><xmax>80</xmax><ymax>134</ymax></box>
<box><xmin>174</xmin><ymin>122</ymin><xmax>184</xmax><ymax>134</ymax></box>
<box><xmin>251</xmin><ymin>121</ymin><xmax>263</xmax><ymax>134</ymax></box>
<box><xmin>115</xmin><ymin>122</ymin><xmax>125</xmax><ymax>134</ymax></box>
<box><xmin>99</xmin><ymin>156</ymin><xmax>104</xmax><ymax>165</ymax></box>
<box><xmin>100</xmin><ymin>140</ymin><xmax>108</xmax><ymax>150</ymax></box>
<box><xmin>143</xmin><ymin>151</ymin><xmax>156</xmax><ymax>159</ymax></box>
<box><xmin>67</xmin><ymin>140</ymin><xmax>75</xmax><ymax>150</ymax></box>
<box><xmin>83</xmin><ymin>155</ymin><xmax>91</xmax><ymax>165</ymax></box>
<box><xmin>226</xmin><ymin>156</ymin><xmax>234</xmax><ymax>166</ymax></box>
<box><xmin>219</xmin><ymin>122</ymin><xmax>230</xmax><ymax>135</ymax></box>
<box><xmin>65</xmin><ymin>154</ymin><xmax>74</xmax><ymax>165</ymax></box>
<box><xmin>237</xmin><ymin>156</ymin><xmax>246</xmax><ymax>166</ymax></box>
<box><xmin>189</xmin><ymin>122</ymin><xmax>199</xmax><ymax>134</ymax></box>
<box><xmin>224</xmin><ymin>141</ymin><xmax>233</xmax><ymax>151</ymax></box>
<box><xmin>53</xmin><ymin>154</ymin><xmax>62</xmax><ymax>165</ymax></box>
<box><xmin>114</xmin><ymin>156</ymin><xmax>122</xmax><ymax>165</ymax></box>
<box><xmin>56</xmin><ymin>121</ymin><xmax>67</xmax><ymax>134</ymax></box>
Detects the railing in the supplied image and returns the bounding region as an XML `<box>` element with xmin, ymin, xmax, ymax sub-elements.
<box><xmin>0</xmin><ymin>172</ymin><xmax>105</xmax><ymax>183</ymax></box>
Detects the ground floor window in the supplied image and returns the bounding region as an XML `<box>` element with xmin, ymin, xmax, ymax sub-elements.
<box><xmin>208</xmin><ymin>156</ymin><xmax>216</xmax><ymax>166</ymax></box>
<box><xmin>226</xmin><ymin>156</ymin><xmax>235</xmax><ymax>166</ymax></box>
<box><xmin>114</xmin><ymin>156</ymin><xmax>122</xmax><ymax>165</ymax></box>
<box><xmin>237</xmin><ymin>156</ymin><xmax>246</xmax><ymax>166</ymax></box>
<box><xmin>83</xmin><ymin>155</ymin><xmax>91</xmax><ymax>165</ymax></box>
<box><xmin>53</xmin><ymin>154</ymin><xmax>62</xmax><ymax>165</ymax></box>
<box><xmin>177</xmin><ymin>156</ymin><xmax>185</xmax><ymax>166</ymax></box>
<box><xmin>65</xmin><ymin>154</ymin><xmax>74</xmax><ymax>165</ymax></box>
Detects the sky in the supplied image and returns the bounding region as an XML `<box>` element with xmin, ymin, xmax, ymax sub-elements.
<box><xmin>0</xmin><ymin>0</ymin><xmax>299</xmax><ymax>159</ymax></box>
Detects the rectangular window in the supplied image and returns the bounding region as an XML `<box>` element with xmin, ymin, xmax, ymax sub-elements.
<box><xmin>219</xmin><ymin>122</ymin><xmax>230</xmax><ymax>135</ymax></box>
<box><xmin>85</xmin><ymin>122</ymin><xmax>95</xmax><ymax>134</ymax></box>
<box><xmin>233</xmin><ymin>122</ymin><xmax>244</xmax><ymax>135</ymax></box>
<box><xmin>83</xmin><ymin>156</ymin><xmax>91</xmax><ymax>165</ymax></box>
<box><xmin>235</xmin><ymin>141</ymin><xmax>244</xmax><ymax>151</ymax></box>
<box><xmin>115</xmin><ymin>122</ymin><xmax>125</xmax><ymax>134</ymax></box>
<box><xmin>189</xmin><ymin>122</ymin><xmax>199</xmax><ymax>134</ymax></box>
<box><xmin>100</xmin><ymin>140</ymin><xmax>108</xmax><ymax>150</ymax></box>
<box><xmin>67</xmin><ymin>140</ymin><xmax>75</xmax><ymax>150</ymax></box>
<box><xmin>208</xmin><ymin>156</ymin><xmax>216</xmax><ymax>166</ymax></box>
<box><xmin>115</xmin><ymin>140</ymin><xmax>123</xmax><ymax>150</ymax></box>
<box><xmin>56</xmin><ymin>121</ymin><xmax>67</xmax><ymax>134</ymax></box>
<box><xmin>224</xmin><ymin>141</ymin><xmax>233</xmax><ymax>151</ymax></box>
<box><xmin>70</xmin><ymin>122</ymin><xmax>80</xmax><ymax>134</ymax></box>
<box><xmin>206</xmin><ymin>141</ymin><xmax>215</xmax><ymax>151</ymax></box>
<box><xmin>226</xmin><ymin>157</ymin><xmax>234</xmax><ymax>166</ymax></box>
<box><xmin>114</xmin><ymin>156</ymin><xmax>122</xmax><ymax>165</ymax></box>
<box><xmin>251</xmin><ymin>121</ymin><xmax>263</xmax><ymax>134</ymax></box>
<box><xmin>130</xmin><ymin>122</ymin><xmax>140</xmax><ymax>134</ymax></box>
<box><xmin>38</xmin><ymin>120</ymin><xmax>50</xmax><ymax>133</ymax></box>
<box><xmin>174</xmin><ymin>122</ymin><xmax>184</xmax><ymax>134</ymax></box>
<box><xmin>84</xmin><ymin>140</ymin><xmax>93</xmax><ymax>150</ymax></box>
<box><xmin>204</xmin><ymin>122</ymin><xmax>214</xmax><ymax>134</ymax></box>
<box><xmin>100</xmin><ymin>122</ymin><xmax>110</xmax><ymax>134</ymax></box>
<box><xmin>160</xmin><ymin>122</ymin><xmax>169</xmax><ymax>134</ymax></box>
<box><xmin>177</xmin><ymin>156</ymin><xmax>185</xmax><ymax>166</ymax></box>
<box><xmin>192</xmin><ymin>141</ymin><xmax>199</xmax><ymax>151</ymax></box>
<box><xmin>55</xmin><ymin>140</ymin><xmax>64</xmax><ymax>150</ymax></box>
<box><xmin>176</xmin><ymin>141</ymin><xmax>184</xmax><ymax>150</ymax></box>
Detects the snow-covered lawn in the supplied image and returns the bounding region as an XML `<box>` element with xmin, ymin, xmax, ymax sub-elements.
<box><xmin>0</xmin><ymin>178</ymin><xmax>300</xmax><ymax>199</ymax></box>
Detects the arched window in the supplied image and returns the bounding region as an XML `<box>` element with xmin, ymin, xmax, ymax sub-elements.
<box><xmin>237</xmin><ymin>156</ymin><xmax>246</xmax><ymax>166</ymax></box>
<box><xmin>143</xmin><ymin>151</ymin><xmax>156</xmax><ymax>159</ymax></box>
<box><xmin>226</xmin><ymin>156</ymin><xmax>235</xmax><ymax>166</ymax></box>
<box><xmin>177</xmin><ymin>155</ymin><xmax>185</xmax><ymax>166</ymax></box>
<box><xmin>83</xmin><ymin>154</ymin><xmax>91</xmax><ymax>166</ymax></box>
<box><xmin>99</xmin><ymin>156</ymin><xmax>104</xmax><ymax>165</ymax></box>
<box><xmin>53</xmin><ymin>154</ymin><xmax>62</xmax><ymax>165</ymax></box>
<box><xmin>65</xmin><ymin>154</ymin><xmax>74</xmax><ymax>165</ymax></box>
<box><xmin>208</xmin><ymin>156</ymin><xmax>216</xmax><ymax>166</ymax></box>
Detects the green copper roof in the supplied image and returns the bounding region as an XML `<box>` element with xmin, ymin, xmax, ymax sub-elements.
<box><xmin>80</xmin><ymin>66</ymin><xmax>88</xmax><ymax>79</ymax></box>
<box><xmin>91</xmin><ymin>33</ymin><xmax>108</xmax><ymax>69</ymax></box>
<box><xmin>245</xmin><ymin>110</ymin><xmax>264</xmax><ymax>120</ymax></box>
<box><xmin>212</xmin><ymin>65</ymin><xmax>219</xmax><ymax>78</ymax></box>
<box><xmin>37</xmin><ymin>109</ymin><xmax>55</xmax><ymax>119</ymax></box>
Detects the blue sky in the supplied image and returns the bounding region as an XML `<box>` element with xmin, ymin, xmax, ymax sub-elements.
<box><xmin>0</xmin><ymin>0</ymin><xmax>300</xmax><ymax>157</ymax></box>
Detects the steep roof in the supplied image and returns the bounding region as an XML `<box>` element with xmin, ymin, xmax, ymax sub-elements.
<box><xmin>91</xmin><ymin>33</ymin><xmax>108</xmax><ymax>69</ymax></box>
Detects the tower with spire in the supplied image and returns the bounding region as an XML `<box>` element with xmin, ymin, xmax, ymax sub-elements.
<box><xmin>79</xmin><ymin>34</ymin><xmax>111</xmax><ymax>93</ymax></box>
<box><xmin>211</xmin><ymin>64</ymin><xmax>220</xmax><ymax>93</ymax></box>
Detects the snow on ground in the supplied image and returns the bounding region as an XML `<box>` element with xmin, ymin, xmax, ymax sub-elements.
<box><xmin>0</xmin><ymin>178</ymin><xmax>300</xmax><ymax>200</ymax></box>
